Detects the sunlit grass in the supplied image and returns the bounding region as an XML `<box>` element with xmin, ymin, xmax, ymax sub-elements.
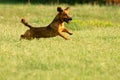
<box><xmin>0</xmin><ymin>4</ymin><xmax>120</xmax><ymax>80</ymax></box>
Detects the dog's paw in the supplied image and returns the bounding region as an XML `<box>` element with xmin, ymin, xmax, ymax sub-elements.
<box><xmin>69</xmin><ymin>33</ymin><xmax>73</xmax><ymax>35</ymax></box>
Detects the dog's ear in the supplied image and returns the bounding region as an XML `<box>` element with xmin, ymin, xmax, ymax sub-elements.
<box><xmin>57</xmin><ymin>7</ymin><xmax>63</xmax><ymax>12</ymax></box>
<box><xmin>64</xmin><ymin>7</ymin><xmax>70</xmax><ymax>11</ymax></box>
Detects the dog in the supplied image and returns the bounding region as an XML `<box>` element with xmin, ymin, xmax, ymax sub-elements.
<box><xmin>20</xmin><ymin>7</ymin><xmax>73</xmax><ymax>40</ymax></box>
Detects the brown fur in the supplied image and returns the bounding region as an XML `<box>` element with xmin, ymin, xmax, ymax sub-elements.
<box><xmin>20</xmin><ymin>7</ymin><xmax>73</xmax><ymax>40</ymax></box>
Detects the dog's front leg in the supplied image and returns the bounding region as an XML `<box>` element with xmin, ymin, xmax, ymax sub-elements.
<box><xmin>62</xmin><ymin>28</ymin><xmax>73</xmax><ymax>35</ymax></box>
<box><xmin>58</xmin><ymin>31</ymin><xmax>69</xmax><ymax>40</ymax></box>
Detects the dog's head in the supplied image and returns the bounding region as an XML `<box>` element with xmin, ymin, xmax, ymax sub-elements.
<box><xmin>57</xmin><ymin>7</ymin><xmax>72</xmax><ymax>23</ymax></box>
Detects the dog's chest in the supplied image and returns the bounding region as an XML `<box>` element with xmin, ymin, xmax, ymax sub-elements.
<box><xmin>59</xmin><ymin>23</ymin><xmax>64</xmax><ymax>30</ymax></box>
<box><xmin>50</xmin><ymin>22</ymin><xmax>65</xmax><ymax>31</ymax></box>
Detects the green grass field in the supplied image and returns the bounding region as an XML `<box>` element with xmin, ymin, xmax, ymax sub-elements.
<box><xmin>0</xmin><ymin>4</ymin><xmax>120</xmax><ymax>80</ymax></box>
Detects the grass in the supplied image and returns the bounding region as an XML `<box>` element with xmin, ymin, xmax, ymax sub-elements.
<box><xmin>0</xmin><ymin>4</ymin><xmax>120</xmax><ymax>80</ymax></box>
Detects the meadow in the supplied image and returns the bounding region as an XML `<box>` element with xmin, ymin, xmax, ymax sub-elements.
<box><xmin>0</xmin><ymin>4</ymin><xmax>120</xmax><ymax>80</ymax></box>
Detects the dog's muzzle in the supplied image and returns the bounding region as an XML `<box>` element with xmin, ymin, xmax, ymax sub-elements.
<box><xmin>64</xmin><ymin>17</ymin><xmax>72</xmax><ymax>23</ymax></box>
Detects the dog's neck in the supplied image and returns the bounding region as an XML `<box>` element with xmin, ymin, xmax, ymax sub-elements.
<box><xmin>47</xmin><ymin>14</ymin><xmax>64</xmax><ymax>29</ymax></box>
<box><xmin>53</xmin><ymin>17</ymin><xmax>63</xmax><ymax>24</ymax></box>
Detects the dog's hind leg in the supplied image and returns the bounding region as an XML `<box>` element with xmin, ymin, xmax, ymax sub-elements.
<box><xmin>20</xmin><ymin>30</ymin><xmax>33</xmax><ymax>40</ymax></box>
<box><xmin>20</xmin><ymin>35</ymin><xmax>25</xmax><ymax>40</ymax></box>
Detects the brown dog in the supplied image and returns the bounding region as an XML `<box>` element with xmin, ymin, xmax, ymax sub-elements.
<box><xmin>20</xmin><ymin>7</ymin><xmax>73</xmax><ymax>40</ymax></box>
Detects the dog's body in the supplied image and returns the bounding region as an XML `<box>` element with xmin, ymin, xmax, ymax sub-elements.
<box><xmin>20</xmin><ymin>7</ymin><xmax>72</xmax><ymax>40</ymax></box>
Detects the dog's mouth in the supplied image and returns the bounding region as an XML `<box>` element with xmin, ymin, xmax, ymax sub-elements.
<box><xmin>64</xmin><ymin>18</ymin><xmax>72</xmax><ymax>23</ymax></box>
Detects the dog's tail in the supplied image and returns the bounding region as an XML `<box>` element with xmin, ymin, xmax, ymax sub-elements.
<box><xmin>21</xmin><ymin>18</ymin><xmax>32</xmax><ymax>29</ymax></box>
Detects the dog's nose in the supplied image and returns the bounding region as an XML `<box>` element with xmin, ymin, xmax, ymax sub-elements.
<box><xmin>69</xmin><ymin>17</ymin><xmax>72</xmax><ymax>20</ymax></box>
